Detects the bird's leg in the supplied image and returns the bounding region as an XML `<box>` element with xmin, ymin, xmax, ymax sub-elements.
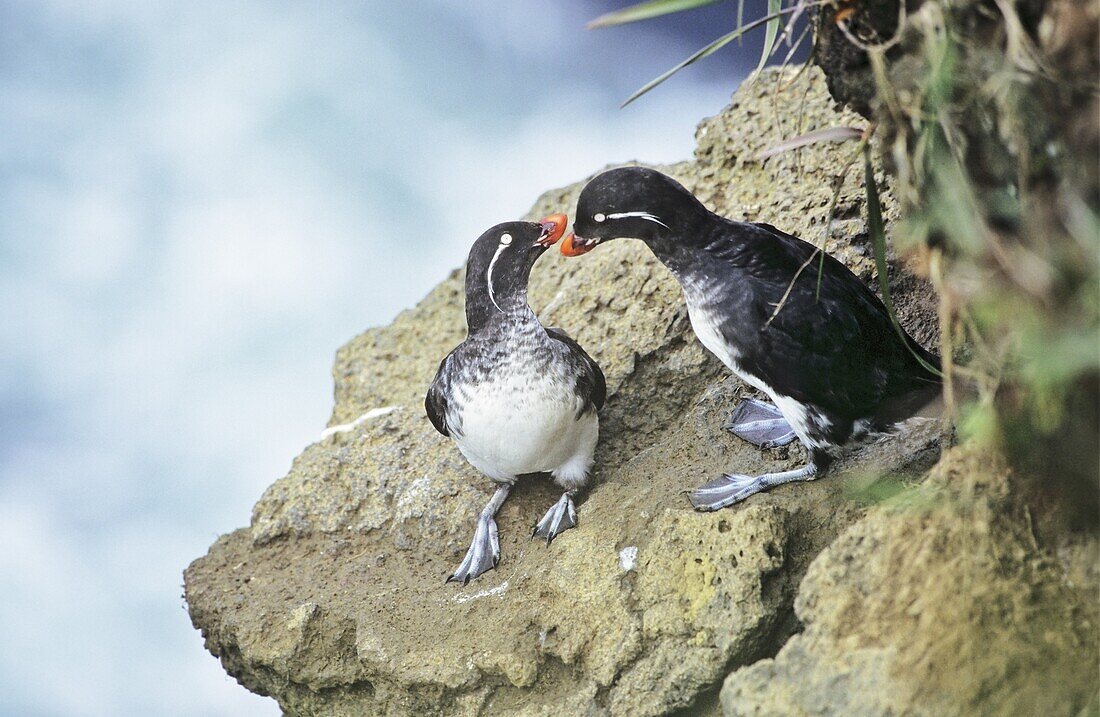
<box><xmin>532</xmin><ymin>489</ymin><xmax>578</xmax><ymax>545</ymax></box>
<box><xmin>447</xmin><ymin>484</ymin><xmax>511</xmax><ymax>584</ymax></box>
<box><xmin>723</xmin><ymin>398</ymin><xmax>797</xmax><ymax>449</ymax></box>
<box><xmin>688</xmin><ymin>463</ymin><xmax>819</xmax><ymax>511</ymax></box>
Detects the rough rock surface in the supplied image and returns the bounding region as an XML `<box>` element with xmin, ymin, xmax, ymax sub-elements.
<box><xmin>184</xmin><ymin>68</ymin><xmax>953</xmax><ymax>716</ymax></box>
<box><xmin>721</xmin><ymin>447</ymin><xmax>1100</xmax><ymax>716</ymax></box>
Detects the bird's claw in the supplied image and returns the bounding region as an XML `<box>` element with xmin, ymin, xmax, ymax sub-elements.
<box><xmin>447</xmin><ymin>515</ymin><xmax>500</xmax><ymax>584</ymax></box>
<box><xmin>531</xmin><ymin>492</ymin><xmax>577</xmax><ymax>545</ymax></box>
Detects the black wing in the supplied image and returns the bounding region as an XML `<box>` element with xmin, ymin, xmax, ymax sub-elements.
<box><xmin>424</xmin><ymin>354</ymin><xmax>452</xmax><ymax>437</ymax></box>
<box><xmin>545</xmin><ymin>327</ymin><xmax>607</xmax><ymax>412</ymax></box>
<box><xmin>711</xmin><ymin>221</ymin><xmax>939</xmax><ymax>419</ymax></box>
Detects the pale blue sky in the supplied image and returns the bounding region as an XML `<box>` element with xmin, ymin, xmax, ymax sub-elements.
<box><xmin>0</xmin><ymin>1</ymin><xmax>763</xmax><ymax>713</ymax></box>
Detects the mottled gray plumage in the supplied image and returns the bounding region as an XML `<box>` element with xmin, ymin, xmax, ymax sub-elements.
<box><xmin>427</xmin><ymin>318</ymin><xmax>603</xmax><ymax>444</ymax></box>
<box><xmin>426</xmin><ymin>218</ymin><xmax>604</xmax><ymax>584</ymax></box>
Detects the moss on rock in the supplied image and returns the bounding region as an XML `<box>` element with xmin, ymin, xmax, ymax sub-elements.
<box><xmin>721</xmin><ymin>446</ymin><xmax>1099</xmax><ymax>716</ymax></box>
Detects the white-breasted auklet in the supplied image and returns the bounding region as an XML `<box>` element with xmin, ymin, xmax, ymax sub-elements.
<box><xmin>426</xmin><ymin>215</ymin><xmax>606</xmax><ymax>583</ymax></box>
<box><xmin>561</xmin><ymin>167</ymin><xmax>940</xmax><ymax>510</ymax></box>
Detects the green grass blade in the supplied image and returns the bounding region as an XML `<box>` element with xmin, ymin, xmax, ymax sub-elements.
<box><xmin>621</xmin><ymin>5</ymin><xmax>796</xmax><ymax>107</ymax></box>
<box><xmin>754</xmin><ymin>0</ymin><xmax>782</xmax><ymax>75</ymax></box>
<box><xmin>588</xmin><ymin>0</ymin><xmax>726</xmax><ymax>28</ymax></box>
<box><xmin>864</xmin><ymin>149</ymin><xmax>945</xmax><ymax>377</ymax></box>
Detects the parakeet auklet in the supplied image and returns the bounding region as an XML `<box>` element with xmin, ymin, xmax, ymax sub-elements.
<box><xmin>561</xmin><ymin>166</ymin><xmax>940</xmax><ymax>510</ymax></box>
<box><xmin>426</xmin><ymin>215</ymin><xmax>606</xmax><ymax>583</ymax></box>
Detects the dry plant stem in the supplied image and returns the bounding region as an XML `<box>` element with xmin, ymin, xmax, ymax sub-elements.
<box><xmin>767</xmin><ymin>69</ymin><xmax>784</xmax><ymax>145</ymax></box>
<box><xmin>835</xmin><ymin>0</ymin><xmax>906</xmax><ymax>52</ymax></box>
<box><xmin>869</xmin><ymin>49</ymin><xmax>904</xmax><ymax>129</ymax></box>
<box><xmin>890</xmin><ymin>131</ymin><xmax>917</xmax><ymax>207</ymax></box>
<box><xmin>791</xmin><ymin>66</ymin><xmax>813</xmax><ymax>177</ymax></box>
<box><xmin>770</xmin><ymin>0</ymin><xmax>808</xmax><ymax>58</ymax></box>
<box><xmin>784</xmin><ymin>0</ymin><xmax>811</xmax><ymax>46</ymax></box>
<box><xmin>930</xmin><ymin>248</ymin><xmax>956</xmax><ymax>421</ymax></box>
<box><xmin>954</xmin><ymin>307</ymin><xmax>1005</xmax><ymax>404</ymax></box>
<box><xmin>771</xmin><ymin>20</ymin><xmax>816</xmax><ymax>177</ymax></box>
<box><xmin>991</xmin><ymin>0</ymin><xmax>1051</xmax><ymax>76</ymax></box>
<box><xmin>765</xmin><ymin>246</ymin><xmax>820</xmax><ymax>326</ymax></box>
<box><xmin>765</xmin><ymin>132</ymin><xmax>871</xmax><ymax>325</ymax></box>
<box><xmin>757</xmin><ymin>126</ymin><xmax>864</xmax><ymax>160</ymax></box>
<box><xmin>776</xmin><ymin>41</ymin><xmax>819</xmax><ymax>181</ymax></box>
<box><xmin>1023</xmin><ymin>504</ymin><xmax>1040</xmax><ymax>551</ymax></box>
<box><xmin>778</xmin><ymin>33</ymin><xmax>824</xmax><ymax>180</ymax></box>
<box><xmin>813</xmin><ymin>125</ymin><xmax>876</xmax><ymax>298</ymax></box>
<box><xmin>779</xmin><ymin>22</ymin><xmax>813</xmax><ymax>70</ymax></box>
<box><xmin>778</xmin><ymin>45</ymin><xmax>816</xmax><ymax>93</ymax></box>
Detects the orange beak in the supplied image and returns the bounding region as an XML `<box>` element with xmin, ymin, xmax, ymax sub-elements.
<box><xmin>536</xmin><ymin>213</ymin><xmax>568</xmax><ymax>247</ymax></box>
<box><xmin>560</xmin><ymin>232</ymin><xmax>597</xmax><ymax>257</ymax></box>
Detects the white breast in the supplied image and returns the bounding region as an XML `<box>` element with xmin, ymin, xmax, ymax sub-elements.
<box><xmin>683</xmin><ymin>288</ymin><xmax>828</xmax><ymax>451</ymax></box>
<box><xmin>452</xmin><ymin>371</ymin><xmax>593</xmax><ymax>482</ymax></box>
<box><xmin>683</xmin><ymin>288</ymin><xmax>767</xmax><ymax>394</ymax></box>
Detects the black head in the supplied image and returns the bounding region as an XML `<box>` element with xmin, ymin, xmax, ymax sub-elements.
<box><xmin>563</xmin><ymin>167</ymin><xmax>708</xmax><ymax>256</ymax></box>
<box><xmin>464</xmin><ymin>214</ymin><xmax>566</xmax><ymax>328</ymax></box>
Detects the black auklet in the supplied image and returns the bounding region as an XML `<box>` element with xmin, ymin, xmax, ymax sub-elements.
<box><xmin>426</xmin><ymin>214</ymin><xmax>606</xmax><ymax>583</ymax></box>
<box><xmin>561</xmin><ymin>166</ymin><xmax>940</xmax><ymax>511</ymax></box>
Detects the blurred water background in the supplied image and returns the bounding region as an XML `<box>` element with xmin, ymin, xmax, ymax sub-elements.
<box><xmin>0</xmin><ymin>1</ymin><xmax>764</xmax><ymax>713</ymax></box>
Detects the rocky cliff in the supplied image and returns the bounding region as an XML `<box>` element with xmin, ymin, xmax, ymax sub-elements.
<box><xmin>184</xmin><ymin>68</ymin><xmax>1098</xmax><ymax>716</ymax></box>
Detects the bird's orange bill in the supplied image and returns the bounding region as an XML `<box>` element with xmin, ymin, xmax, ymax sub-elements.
<box><xmin>536</xmin><ymin>213</ymin><xmax>568</xmax><ymax>247</ymax></box>
<box><xmin>560</xmin><ymin>232</ymin><xmax>596</xmax><ymax>257</ymax></box>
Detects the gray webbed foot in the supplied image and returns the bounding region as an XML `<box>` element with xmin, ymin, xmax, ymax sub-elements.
<box><xmin>447</xmin><ymin>514</ymin><xmax>500</xmax><ymax>584</ymax></box>
<box><xmin>532</xmin><ymin>491</ymin><xmax>577</xmax><ymax>545</ymax></box>
<box><xmin>688</xmin><ymin>464</ymin><xmax>818</xmax><ymax>512</ymax></box>
<box><xmin>723</xmin><ymin>398</ymin><xmax>797</xmax><ymax>449</ymax></box>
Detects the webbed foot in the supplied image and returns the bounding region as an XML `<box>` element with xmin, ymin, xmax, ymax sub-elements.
<box><xmin>532</xmin><ymin>491</ymin><xmax>577</xmax><ymax>545</ymax></box>
<box><xmin>723</xmin><ymin>398</ymin><xmax>797</xmax><ymax>449</ymax></box>
<box><xmin>447</xmin><ymin>514</ymin><xmax>500</xmax><ymax>584</ymax></box>
<box><xmin>448</xmin><ymin>484</ymin><xmax>510</xmax><ymax>584</ymax></box>
<box><xmin>688</xmin><ymin>464</ymin><xmax>818</xmax><ymax>511</ymax></box>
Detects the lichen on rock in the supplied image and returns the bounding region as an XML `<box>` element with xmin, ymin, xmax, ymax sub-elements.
<box><xmin>185</xmin><ymin>67</ymin><xmax>1080</xmax><ymax>717</ymax></box>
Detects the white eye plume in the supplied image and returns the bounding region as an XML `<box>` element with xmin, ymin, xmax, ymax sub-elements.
<box><xmin>593</xmin><ymin>213</ymin><xmax>606</xmax><ymax>223</ymax></box>
<box><xmin>607</xmin><ymin>211</ymin><xmax>669</xmax><ymax>229</ymax></box>
<box><xmin>486</xmin><ymin>236</ymin><xmax>512</xmax><ymax>314</ymax></box>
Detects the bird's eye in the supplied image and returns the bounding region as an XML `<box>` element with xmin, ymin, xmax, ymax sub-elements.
<box><xmin>594</xmin><ymin>213</ymin><xmax>606</xmax><ymax>223</ymax></box>
<box><xmin>500</xmin><ymin>233</ymin><xmax>512</xmax><ymax>245</ymax></box>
